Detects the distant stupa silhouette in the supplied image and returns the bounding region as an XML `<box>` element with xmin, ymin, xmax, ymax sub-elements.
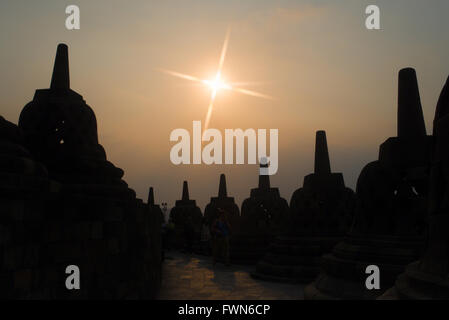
<box><xmin>148</xmin><ymin>187</ymin><xmax>155</xmax><ymax>206</ymax></box>
<box><xmin>305</xmin><ymin>68</ymin><xmax>432</xmax><ymax>300</ymax></box>
<box><xmin>204</xmin><ymin>174</ymin><xmax>240</xmax><ymax>229</ymax></box>
<box><xmin>182</xmin><ymin>181</ymin><xmax>190</xmax><ymax>201</ymax></box>
<box><xmin>230</xmin><ymin>163</ymin><xmax>289</xmax><ymax>264</ymax></box>
<box><xmin>148</xmin><ymin>186</ymin><xmax>165</xmax><ymax>223</ymax></box>
<box><xmin>252</xmin><ymin>130</ymin><xmax>355</xmax><ymax>283</ymax></box>
<box><xmin>169</xmin><ymin>181</ymin><xmax>203</xmax><ymax>250</ymax></box>
<box><xmin>219</xmin><ymin>173</ymin><xmax>227</xmax><ymax>197</ymax></box>
<box><xmin>314</xmin><ymin>130</ymin><xmax>331</xmax><ymax>174</ymax></box>
<box><xmin>201</xmin><ymin>174</ymin><xmax>240</xmax><ymax>255</ymax></box>
<box><xmin>174</xmin><ymin>180</ymin><xmax>198</xmax><ymax>206</ymax></box>
<box><xmin>301</xmin><ymin>131</ymin><xmax>349</xmax><ymax>192</ymax></box>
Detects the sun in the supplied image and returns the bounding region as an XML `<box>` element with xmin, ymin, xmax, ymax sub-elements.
<box><xmin>203</xmin><ymin>73</ymin><xmax>231</xmax><ymax>93</ymax></box>
<box><xmin>159</xmin><ymin>28</ymin><xmax>272</xmax><ymax>131</ymax></box>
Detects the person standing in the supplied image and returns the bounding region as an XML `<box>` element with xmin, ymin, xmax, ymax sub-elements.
<box><xmin>200</xmin><ymin>217</ymin><xmax>211</xmax><ymax>255</ymax></box>
<box><xmin>211</xmin><ymin>208</ymin><xmax>231</xmax><ymax>266</ymax></box>
<box><xmin>184</xmin><ymin>214</ymin><xmax>195</xmax><ymax>254</ymax></box>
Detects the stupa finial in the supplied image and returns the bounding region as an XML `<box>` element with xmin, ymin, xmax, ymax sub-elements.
<box><xmin>50</xmin><ymin>43</ymin><xmax>70</xmax><ymax>90</ymax></box>
<box><xmin>218</xmin><ymin>174</ymin><xmax>228</xmax><ymax>197</ymax></box>
<box><xmin>148</xmin><ymin>187</ymin><xmax>155</xmax><ymax>206</ymax></box>
<box><xmin>182</xmin><ymin>181</ymin><xmax>190</xmax><ymax>201</ymax></box>
<box><xmin>258</xmin><ymin>162</ymin><xmax>271</xmax><ymax>190</ymax></box>
<box><xmin>314</xmin><ymin>130</ymin><xmax>331</xmax><ymax>174</ymax></box>
<box><xmin>397</xmin><ymin>68</ymin><xmax>426</xmax><ymax>137</ymax></box>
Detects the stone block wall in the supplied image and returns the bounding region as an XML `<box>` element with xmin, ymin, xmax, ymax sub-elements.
<box><xmin>0</xmin><ymin>184</ymin><xmax>162</xmax><ymax>299</ymax></box>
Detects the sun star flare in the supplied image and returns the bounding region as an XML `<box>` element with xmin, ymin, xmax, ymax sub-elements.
<box><xmin>159</xmin><ymin>28</ymin><xmax>272</xmax><ymax>132</ymax></box>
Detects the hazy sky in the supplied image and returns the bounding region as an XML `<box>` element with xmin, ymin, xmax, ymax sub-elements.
<box><xmin>1</xmin><ymin>0</ymin><xmax>448</xmax><ymax>209</ymax></box>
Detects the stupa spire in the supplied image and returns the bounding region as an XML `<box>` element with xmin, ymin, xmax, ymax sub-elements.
<box><xmin>397</xmin><ymin>68</ymin><xmax>426</xmax><ymax>137</ymax></box>
<box><xmin>258</xmin><ymin>163</ymin><xmax>271</xmax><ymax>190</ymax></box>
<box><xmin>218</xmin><ymin>174</ymin><xmax>228</xmax><ymax>197</ymax></box>
<box><xmin>314</xmin><ymin>130</ymin><xmax>331</xmax><ymax>174</ymax></box>
<box><xmin>182</xmin><ymin>181</ymin><xmax>190</xmax><ymax>201</ymax></box>
<box><xmin>50</xmin><ymin>43</ymin><xmax>70</xmax><ymax>90</ymax></box>
<box><xmin>148</xmin><ymin>187</ymin><xmax>155</xmax><ymax>206</ymax></box>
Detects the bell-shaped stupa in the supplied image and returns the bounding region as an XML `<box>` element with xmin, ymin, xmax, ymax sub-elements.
<box><xmin>3</xmin><ymin>44</ymin><xmax>162</xmax><ymax>299</ymax></box>
<box><xmin>387</xmin><ymin>75</ymin><xmax>449</xmax><ymax>299</ymax></box>
<box><xmin>204</xmin><ymin>174</ymin><xmax>240</xmax><ymax>229</ymax></box>
<box><xmin>19</xmin><ymin>44</ymin><xmax>133</xmax><ymax>199</ymax></box>
<box><xmin>253</xmin><ymin>131</ymin><xmax>355</xmax><ymax>283</ymax></box>
<box><xmin>230</xmin><ymin>163</ymin><xmax>290</xmax><ymax>264</ymax></box>
<box><xmin>148</xmin><ymin>186</ymin><xmax>164</xmax><ymax>222</ymax></box>
<box><xmin>305</xmin><ymin>68</ymin><xmax>432</xmax><ymax>299</ymax></box>
<box><xmin>169</xmin><ymin>181</ymin><xmax>203</xmax><ymax>250</ymax></box>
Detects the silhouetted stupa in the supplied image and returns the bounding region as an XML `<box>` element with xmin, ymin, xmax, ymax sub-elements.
<box><xmin>169</xmin><ymin>181</ymin><xmax>203</xmax><ymax>250</ymax></box>
<box><xmin>148</xmin><ymin>186</ymin><xmax>164</xmax><ymax>222</ymax></box>
<box><xmin>387</xmin><ymin>75</ymin><xmax>449</xmax><ymax>299</ymax></box>
<box><xmin>0</xmin><ymin>116</ymin><xmax>55</xmax><ymax>298</ymax></box>
<box><xmin>0</xmin><ymin>115</ymin><xmax>51</xmax><ymax>193</ymax></box>
<box><xmin>204</xmin><ymin>174</ymin><xmax>240</xmax><ymax>230</ymax></box>
<box><xmin>305</xmin><ymin>68</ymin><xmax>432</xmax><ymax>299</ymax></box>
<box><xmin>0</xmin><ymin>44</ymin><xmax>162</xmax><ymax>299</ymax></box>
<box><xmin>19</xmin><ymin>44</ymin><xmax>134</xmax><ymax>199</ymax></box>
<box><xmin>230</xmin><ymin>163</ymin><xmax>290</xmax><ymax>264</ymax></box>
<box><xmin>253</xmin><ymin>131</ymin><xmax>355</xmax><ymax>283</ymax></box>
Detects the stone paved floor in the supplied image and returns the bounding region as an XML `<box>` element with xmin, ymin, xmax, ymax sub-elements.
<box><xmin>158</xmin><ymin>251</ymin><xmax>305</xmax><ymax>300</ymax></box>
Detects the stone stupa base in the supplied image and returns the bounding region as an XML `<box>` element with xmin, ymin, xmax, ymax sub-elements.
<box><xmin>304</xmin><ymin>234</ymin><xmax>423</xmax><ymax>300</ymax></box>
<box><xmin>251</xmin><ymin>236</ymin><xmax>341</xmax><ymax>283</ymax></box>
<box><xmin>392</xmin><ymin>261</ymin><xmax>449</xmax><ymax>299</ymax></box>
<box><xmin>230</xmin><ymin>233</ymin><xmax>274</xmax><ymax>265</ymax></box>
